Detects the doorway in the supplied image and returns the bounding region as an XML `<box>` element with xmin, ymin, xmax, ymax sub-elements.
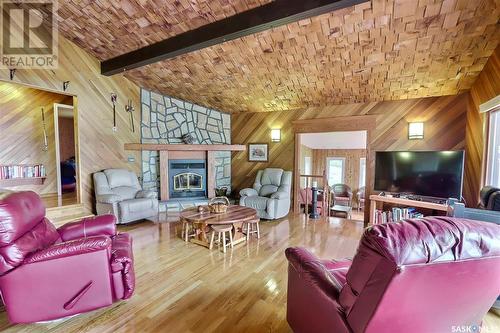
<box><xmin>54</xmin><ymin>103</ymin><xmax>77</xmax><ymax>205</ymax></box>
<box><xmin>298</xmin><ymin>131</ymin><xmax>367</xmax><ymax>222</ymax></box>
<box><xmin>293</xmin><ymin>115</ymin><xmax>376</xmax><ymax>225</ymax></box>
<box><xmin>0</xmin><ymin>80</ymin><xmax>80</xmax><ymax>208</ymax></box>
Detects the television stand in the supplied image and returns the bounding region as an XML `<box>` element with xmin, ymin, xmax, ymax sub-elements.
<box><xmin>369</xmin><ymin>195</ymin><xmax>449</xmax><ymax>225</ymax></box>
<box><xmin>400</xmin><ymin>194</ymin><xmax>447</xmax><ymax>205</ymax></box>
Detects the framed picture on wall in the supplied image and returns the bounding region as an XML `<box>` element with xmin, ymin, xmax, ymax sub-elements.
<box><xmin>248</xmin><ymin>143</ymin><xmax>269</xmax><ymax>162</ymax></box>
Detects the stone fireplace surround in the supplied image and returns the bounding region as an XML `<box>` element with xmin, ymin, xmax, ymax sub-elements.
<box><xmin>126</xmin><ymin>143</ymin><xmax>245</xmax><ymax>213</ymax></box>
<box><xmin>140</xmin><ymin>88</ymin><xmax>232</xmax><ymax>208</ymax></box>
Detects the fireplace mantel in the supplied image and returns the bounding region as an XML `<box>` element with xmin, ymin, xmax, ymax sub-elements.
<box><xmin>124</xmin><ymin>143</ymin><xmax>245</xmax><ymax>151</ymax></box>
<box><xmin>124</xmin><ymin>143</ymin><xmax>245</xmax><ymax>200</ymax></box>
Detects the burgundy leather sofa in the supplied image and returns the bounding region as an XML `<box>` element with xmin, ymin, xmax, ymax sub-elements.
<box><xmin>0</xmin><ymin>191</ymin><xmax>135</xmax><ymax>324</ymax></box>
<box><xmin>286</xmin><ymin>216</ymin><xmax>500</xmax><ymax>333</ymax></box>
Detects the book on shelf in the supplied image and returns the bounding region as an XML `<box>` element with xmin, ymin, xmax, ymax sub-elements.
<box><xmin>374</xmin><ymin>207</ymin><xmax>424</xmax><ymax>224</ymax></box>
<box><xmin>0</xmin><ymin>164</ymin><xmax>46</xmax><ymax>180</ymax></box>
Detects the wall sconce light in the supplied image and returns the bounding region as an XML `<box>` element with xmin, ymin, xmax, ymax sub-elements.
<box><xmin>408</xmin><ymin>122</ymin><xmax>424</xmax><ymax>140</ymax></box>
<box><xmin>271</xmin><ymin>129</ymin><xmax>281</xmax><ymax>142</ymax></box>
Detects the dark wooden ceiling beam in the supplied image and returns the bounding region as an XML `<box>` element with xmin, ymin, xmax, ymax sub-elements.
<box><xmin>101</xmin><ymin>0</ymin><xmax>368</xmax><ymax>76</ymax></box>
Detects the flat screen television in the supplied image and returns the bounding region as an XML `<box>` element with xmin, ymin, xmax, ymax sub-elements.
<box><xmin>374</xmin><ymin>151</ymin><xmax>465</xmax><ymax>199</ymax></box>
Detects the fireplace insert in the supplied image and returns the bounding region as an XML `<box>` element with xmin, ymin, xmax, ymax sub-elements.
<box><xmin>169</xmin><ymin>160</ymin><xmax>207</xmax><ymax>199</ymax></box>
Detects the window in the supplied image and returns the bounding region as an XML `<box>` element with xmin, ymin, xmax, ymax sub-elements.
<box><xmin>304</xmin><ymin>156</ymin><xmax>312</xmax><ymax>175</ymax></box>
<box><xmin>327</xmin><ymin>157</ymin><xmax>345</xmax><ymax>185</ymax></box>
<box><xmin>359</xmin><ymin>157</ymin><xmax>366</xmax><ymax>187</ymax></box>
<box><xmin>486</xmin><ymin>110</ymin><xmax>500</xmax><ymax>187</ymax></box>
<box><xmin>301</xmin><ymin>156</ymin><xmax>312</xmax><ymax>188</ymax></box>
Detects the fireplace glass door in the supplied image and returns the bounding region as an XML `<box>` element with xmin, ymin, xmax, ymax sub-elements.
<box><xmin>174</xmin><ymin>172</ymin><xmax>203</xmax><ymax>191</ymax></box>
<box><xmin>169</xmin><ymin>159</ymin><xmax>207</xmax><ymax>198</ymax></box>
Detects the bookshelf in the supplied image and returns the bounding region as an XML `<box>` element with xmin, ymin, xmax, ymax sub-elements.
<box><xmin>369</xmin><ymin>195</ymin><xmax>449</xmax><ymax>225</ymax></box>
<box><xmin>0</xmin><ymin>164</ymin><xmax>46</xmax><ymax>187</ymax></box>
<box><xmin>0</xmin><ymin>177</ymin><xmax>46</xmax><ymax>187</ymax></box>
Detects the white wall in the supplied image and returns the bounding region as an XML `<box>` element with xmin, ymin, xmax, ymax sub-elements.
<box><xmin>301</xmin><ymin>131</ymin><xmax>367</xmax><ymax>149</ymax></box>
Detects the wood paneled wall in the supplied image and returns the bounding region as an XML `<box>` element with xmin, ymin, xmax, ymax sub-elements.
<box><xmin>311</xmin><ymin>149</ymin><xmax>366</xmax><ymax>192</ymax></box>
<box><xmin>232</xmin><ymin>93</ymin><xmax>472</xmax><ymax>204</ymax></box>
<box><xmin>0</xmin><ymin>37</ymin><xmax>141</xmax><ymax>212</ymax></box>
<box><xmin>0</xmin><ymin>83</ymin><xmax>71</xmax><ymax>194</ymax></box>
<box><xmin>465</xmin><ymin>45</ymin><xmax>500</xmax><ymax>205</ymax></box>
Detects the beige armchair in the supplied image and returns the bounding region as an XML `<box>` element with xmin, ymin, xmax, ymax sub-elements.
<box><xmin>93</xmin><ymin>169</ymin><xmax>158</xmax><ymax>224</ymax></box>
<box><xmin>239</xmin><ymin>168</ymin><xmax>292</xmax><ymax>219</ymax></box>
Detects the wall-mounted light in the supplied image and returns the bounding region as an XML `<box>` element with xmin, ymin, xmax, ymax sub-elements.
<box><xmin>271</xmin><ymin>128</ymin><xmax>281</xmax><ymax>142</ymax></box>
<box><xmin>408</xmin><ymin>122</ymin><xmax>424</xmax><ymax>140</ymax></box>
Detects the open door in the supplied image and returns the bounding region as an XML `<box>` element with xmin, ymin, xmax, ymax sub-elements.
<box><xmin>53</xmin><ymin>104</ymin><xmax>76</xmax><ymax>203</ymax></box>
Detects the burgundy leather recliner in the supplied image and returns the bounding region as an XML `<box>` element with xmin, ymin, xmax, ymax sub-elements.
<box><xmin>286</xmin><ymin>216</ymin><xmax>500</xmax><ymax>333</ymax></box>
<box><xmin>0</xmin><ymin>191</ymin><xmax>135</xmax><ymax>324</ymax></box>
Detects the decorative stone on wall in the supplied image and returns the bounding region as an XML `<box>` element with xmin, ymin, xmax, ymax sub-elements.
<box><xmin>140</xmin><ymin>88</ymin><xmax>231</xmax><ymax>196</ymax></box>
<box><xmin>214</xmin><ymin>151</ymin><xmax>231</xmax><ymax>190</ymax></box>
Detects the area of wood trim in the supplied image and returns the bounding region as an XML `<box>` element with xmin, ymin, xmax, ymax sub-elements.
<box><xmin>124</xmin><ymin>143</ymin><xmax>246</xmax><ymax>151</ymax></box>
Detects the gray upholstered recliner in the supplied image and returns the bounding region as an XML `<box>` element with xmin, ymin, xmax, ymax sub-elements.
<box><xmin>239</xmin><ymin>168</ymin><xmax>292</xmax><ymax>219</ymax></box>
<box><xmin>93</xmin><ymin>169</ymin><xmax>158</xmax><ymax>224</ymax></box>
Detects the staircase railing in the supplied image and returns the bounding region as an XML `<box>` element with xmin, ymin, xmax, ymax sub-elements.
<box><xmin>299</xmin><ymin>170</ymin><xmax>330</xmax><ymax>217</ymax></box>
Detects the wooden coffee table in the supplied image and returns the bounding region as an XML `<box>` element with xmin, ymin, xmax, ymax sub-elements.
<box><xmin>180</xmin><ymin>205</ymin><xmax>258</xmax><ymax>248</ymax></box>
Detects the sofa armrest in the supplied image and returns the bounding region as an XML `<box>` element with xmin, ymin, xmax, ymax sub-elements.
<box><xmin>285</xmin><ymin>247</ymin><xmax>343</xmax><ymax>297</ymax></box>
<box><xmin>58</xmin><ymin>215</ymin><xmax>117</xmax><ymax>241</ymax></box>
<box><xmin>135</xmin><ymin>190</ymin><xmax>157</xmax><ymax>199</ymax></box>
<box><xmin>110</xmin><ymin>233</ymin><xmax>135</xmax><ymax>299</ymax></box>
<box><xmin>240</xmin><ymin>188</ymin><xmax>258</xmax><ymax>197</ymax></box>
<box><xmin>271</xmin><ymin>191</ymin><xmax>289</xmax><ymax>199</ymax></box>
<box><xmin>286</xmin><ymin>247</ymin><xmax>349</xmax><ymax>333</ymax></box>
<box><xmin>24</xmin><ymin>236</ymin><xmax>111</xmax><ymax>265</ymax></box>
<box><xmin>97</xmin><ymin>194</ymin><xmax>121</xmax><ymax>204</ymax></box>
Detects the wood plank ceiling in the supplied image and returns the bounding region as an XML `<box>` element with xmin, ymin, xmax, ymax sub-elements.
<box><xmin>56</xmin><ymin>0</ymin><xmax>272</xmax><ymax>59</ymax></box>
<box><xmin>55</xmin><ymin>0</ymin><xmax>500</xmax><ymax>113</ymax></box>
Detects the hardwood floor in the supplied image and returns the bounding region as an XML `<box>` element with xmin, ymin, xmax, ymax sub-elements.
<box><xmin>0</xmin><ymin>214</ymin><xmax>498</xmax><ymax>332</ymax></box>
<box><xmin>348</xmin><ymin>209</ymin><xmax>364</xmax><ymax>222</ymax></box>
<box><xmin>41</xmin><ymin>192</ymin><xmax>78</xmax><ymax>208</ymax></box>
